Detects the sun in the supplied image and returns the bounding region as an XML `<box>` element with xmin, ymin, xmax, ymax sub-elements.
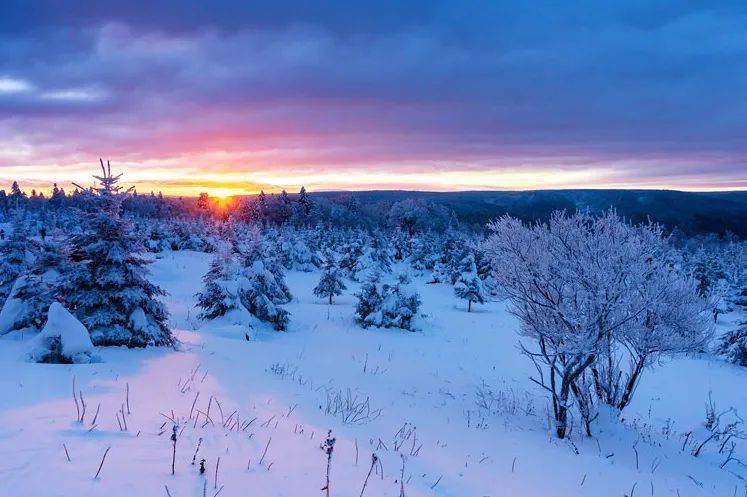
<box><xmin>210</xmin><ymin>188</ymin><xmax>235</xmax><ymax>200</ymax></box>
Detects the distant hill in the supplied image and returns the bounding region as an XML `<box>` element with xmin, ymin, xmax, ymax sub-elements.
<box><xmin>314</xmin><ymin>189</ymin><xmax>747</xmax><ymax>238</ymax></box>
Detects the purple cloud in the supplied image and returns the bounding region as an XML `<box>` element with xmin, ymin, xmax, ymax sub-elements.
<box><xmin>0</xmin><ymin>1</ymin><xmax>745</xmax><ymax>192</ymax></box>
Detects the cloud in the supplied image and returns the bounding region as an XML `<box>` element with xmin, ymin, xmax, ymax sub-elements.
<box><xmin>0</xmin><ymin>1</ymin><xmax>745</xmax><ymax>191</ymax></box>
<box><xmin>0</xmin><ymin>77</ymin><xmax>35</xmax><ymax>94</ymax></box>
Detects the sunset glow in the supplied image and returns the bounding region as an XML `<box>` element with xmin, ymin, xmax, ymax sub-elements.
<box><xmin>1</xmin><ymin>2</ymin><xmax>746</xmax><ymax>194</ymax></box>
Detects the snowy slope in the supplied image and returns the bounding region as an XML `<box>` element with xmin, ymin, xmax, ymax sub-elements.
<box><xmin>0</xmin><ymin>250</ymin><xmax>744</xmax><ymax>496</ymax></box>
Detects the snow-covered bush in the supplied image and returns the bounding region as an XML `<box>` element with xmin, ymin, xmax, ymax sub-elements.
<box><xmin>61</xmin><ymin>200</ymin><xmax>172</xmax><ymax>347</ymax></box>
<box><xmin>453</xmin><ymin>253</ymin><xmax>486</xmax><ymax>312</ymax></box>
<box><xmin>0</xmin><ymin>278</ymin><xmax>32</xmax><ymax>335</ymax></box>
<box><xmin>27</xmin><ymin>302</ymin><xmax>97</xmax><ymax>364</ymax></box>
<box><xmin>715</xmin><ymin>324</ymin><xmax>747</xmax><ymax>366</ymax></box>
<box><xmin>485</xmin><ymin>211</ymin><xmax>712</xmax><ymax>438</ymax></box>
<box><xmin>355</xmin><ymin>272</ymin><xmax>421</xmax><ymax>331</ymax></box>
<box><xmin>313</xmin><ymin>253</ymin><xmax>346</xmax><ymax>304</ymax></box>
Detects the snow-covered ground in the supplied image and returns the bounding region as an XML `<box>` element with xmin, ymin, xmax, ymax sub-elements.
<box><xmin>1</xmin><ymin>250</ymin><xmax>745</xmax><ymax>496</ymax></box>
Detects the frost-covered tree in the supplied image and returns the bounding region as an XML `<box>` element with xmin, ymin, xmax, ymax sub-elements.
<box><xmin>313</xmin><ymin>253</ymin><xmax>346</xmax><ymax>304</ymax></box>
<box><xmin>62</xmin><ymin>195</ymin><xmax>171</xmax><ymax>347</ymax></box>
<box><xmin>484</xmin><ymin>211</ymin><xmax>712</xmax><ymax>438</ymax></box>
<box><xmin>0</xmin><ymin>216</ymin><xmax>28</xmax><ymax>304</ymax></box>
<box><xmin>592</xmin><ymin>256</ymin><xmax>712</xmax><ymax>411</ymax></box>
<box><xmin>453</xmin><ymin>253</ymin><xmax>486</xmax><ymax>312</ymax></box>
<box><xmin>195</xmin><ymin>244</ymin><xmax>245</xmax><ymax>320</ymax></box>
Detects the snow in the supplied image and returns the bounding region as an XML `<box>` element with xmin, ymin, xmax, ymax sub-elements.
<box><xmin>27</xmin><ymin>302</ymin><xmax>96</xmax><ymax>364</ymax></box>
<box><xmin>0</xmin><ymin>277</ymin><xmax>29</xmax><ymax>335</ymax></box>
<box><xmin>0</xmin><ymin>250</ymin><xmax>744</xmax><ymax>496</ymax></box>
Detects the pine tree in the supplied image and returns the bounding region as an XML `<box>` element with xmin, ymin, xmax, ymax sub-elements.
<box><xmin>242</xmin><ymin>260</ymin><xmax>290</xmax><ymax>331</ymax></box>
<box><xmin>278</xmin><ymin>189</ymin><xmax>292</xmax><ymax>224</ymax></box>
<box><xmin>0</xmin><ymin>190</ymin><xmax>8</xmax><ymax>215</ymax></box>
<box><xmin>355</xmin><ymin>272</ymin><xmax>421</xmax><ymax>331</ymax></box>
<box><xmin>197</xmin><ymin>192</ymin><xmax>210</xmax><ymax>211</ymax></box>
<box><xmin>0</xmin><ymin>216</ymin><xmax>28</xmax><ymax>304</ymax></box>
<box><xmin>290</xmin><ymin>238</ymin><xmax>315</xmax><ymax>271</ymax></box>
<box><xmin>50</xmin><ymin>183</ymin><xmax>66</xmax><ymax>209</ymax></box>
<box><xmin>62</xmin><ymin>198</ymin><xmax>172</xmax><ymax>347</ymax></box>
<box><xmin>237</xmin><ymin>226</ymin><xmax>292</xmax><ymax>304</ymax></box>
<box><xmin>379</xmin><ymin>272</ymin><xmax>422</xmax><ymax>330</ymax></box>
<box><xmin>298</xmin><ymin>186</ymin><xmax>312</xmax><ymax>217</ymax></box>
<box><xmin>338</xmin><ymin>237</ymin><xmax>364</xmax><ymax>279</ymax></box>
<box><xmin>10</xmin><ymin>181</ymin><xmax>26</xmax><ymax>208</ymax></box>
<box><xmin>354</xmin><ymin>273</ymin><xmax>382</xmax><ymax>327</ymax></box>
<box><xmin>313</xmin><ymin>253</ymin><xmax>346</xmax><ymax>304</ymax></box>
<box><xmin>453</xmin><ymin>254</ymin><xmax>486</xmax><ymax>312</ymax></box>
<box><xmin>195</xmin><ymin>245</ymin><xmax>245</xmax><ymax>319</ymax></box>
<box><xmin>716</xmin><ymin>322</ymin><xmax>747</xmax><ymax>367</ymax></box>
<box><xmin>4</xmin><ymin>237</ymin><xmax>66</xmax><ymax>331</ymax></box>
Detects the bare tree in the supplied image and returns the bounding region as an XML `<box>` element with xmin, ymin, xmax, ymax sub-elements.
<box><xmin>484</xmin><ymin>211</ymin><xmax>711</xmax><ymax>438</ymax></box>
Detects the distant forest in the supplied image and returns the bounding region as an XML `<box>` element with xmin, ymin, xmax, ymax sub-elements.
<box><xmin>310</xmin><ymin>189</ymin><xmax>747</xmax><ymax>239</ymax></box>
<box><xmin>2</xmin><ymin>181</ymin><xmax>745</xmax><ymax>239</ymax></box>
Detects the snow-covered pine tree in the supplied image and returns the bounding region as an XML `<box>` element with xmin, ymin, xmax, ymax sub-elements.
<box><xmin>339</xmin><ymin>234</ymin><xmax>365</xmax><ymax>279</ymax></box>
<box><xmin>234</xmin><ymin>223</ymin><xmax>263</xmax><ymax>264</ymax></box>
<box><xmin>297</xmin><ymin>186</ymin><xmax>312</xmax><ymax>216</ymax></box>
<box><xmin>241</xmin><ymin>260</ymin><xmax>290</xmax><ymax>331</ymax></box>
<box><xmin>313</xmin><ymin>253</ymin><xmax>346</xmax><ymax>304</ymax></box>
<box><xmin>9</xmin><ymin>181</ymin><xmax>27</xmax><ymax>209</ymax></box>
<box><xmin>2</xmin><ymin>237</ymin><xmax>66</xmax><ymax>332</ymax></box>
<box><xmin>473</xmin><ymin>246</ymin><xmax>497</xmax><ymax>295</ymax></box>
<box><xmin>369</xmin><ymin>232</ymin><xmax>392</xmax><ymax>272</ymax></box>
<box><xmin>62</xmin><ymin>165</ymin><xmax>171</xmax><ymax>347</ymax></box>
<box><xmin>260</xmin><ymin>233</ymin><xmax>293</xmax><ymax>304</ymax></box>
<box><xmin>716</xmin><ymin>322</ymin><xmax>747</xmax><ymax>367</ymax></box>
<box><xmin>195</xmin><ymin>243</ymin><xmax>246</xmax><ymax>319</ymax></box>
<box><xmin>0</xmin><ymin>216</ymin><xmax>28</xmax><ymax>305</ymax></box>
<box><xmin>453</xmin><ymin>253</ymin><xmax>486</xmax><ymax>312</ymax></box>
<box><xmin>355</xmin><ymin>272</ymin><xmax>421</xmax><ymax>331</ymax></box>
<box><xmin>278</xmin><ymin>189</ymin><xmax>292</xmax><ymax>224</ymax></box>
<box><xmin>379</xmin><ymin>272</ymin><xmax>422</xmax><ymax>330</ymax></box>
<box><xmin>290</xmin><ymin>238</ymin><xmax>316</xmax><ymax>271</ymax></box>
<box><xmin>354</xmin><ymin>272</ymin><xmax>382</xmax><ymax>327</ymax></box>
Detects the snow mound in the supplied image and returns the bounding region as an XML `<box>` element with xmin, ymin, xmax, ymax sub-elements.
<box><xmin>0</xmin><ymin>277</ymin><xmax>30</xmax><ymax>336</ymax></box>
<box><xmin>27</xmin><ymin>302</ymin><xmax>97</xmax><ymax>364</ymax></box>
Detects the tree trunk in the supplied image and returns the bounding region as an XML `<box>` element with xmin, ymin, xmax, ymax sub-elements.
<box><xmin>328</xmin><ymin>294</ymin><xmax>333</xmax><ymax>305</ymax></box>
<box><xmin>617</xmin><ymin>355</ymin><xmax>646</xmax><ymax>411</ymax></box>
<box><xmin>468</xmin><ymin>300</ymin><xmax>472</xmax><ymax>312</ymax></box>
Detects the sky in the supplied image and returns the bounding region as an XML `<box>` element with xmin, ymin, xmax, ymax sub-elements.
<box><xmin>1</xmin><ymin>1</ymin><xmax>746</xmax><ymax>196</ymax></box>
